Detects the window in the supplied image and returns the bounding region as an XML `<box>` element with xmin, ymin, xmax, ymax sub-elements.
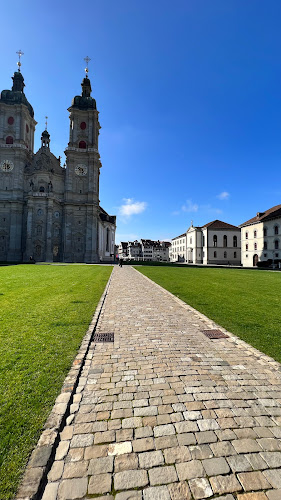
<box><xmin>246</xmin><ymin>244</ymin><xmax>248</xmax><ymax>250</ymax></box>
<box><xmin>80</xmin><ymin>122</ymin><xmax>86</xmax><ymax>130</ymax></box>
<box><xmin>79</xmin><ymin>140</ymin><xmax>87</xmax><ymax>149</ymax></box>
<box><xmin>264</xmin><ymin>241</ymin><xmax>267</xmax><ymax>250</ymax></box>
<box><xmin>224</xmin><ymin>251</ymin><xmax>227</xmax><ymax>258</ymax></box>
<box><xmin>254</xmin><ymin>230</ymin><xmax>257</xmax><ymax>238</ymax></box>
<box><xmin>213</xmin><ymin>235</ymin><xmax>217</xmax><ymax>247</ymax></box>
<box><xmin>202</xmin><ymin>235</ymin><xmax>205</xmax><ymax>246</ymax></box>
<box><xmin>6</xmin><ymin>136</ymin><xmax>13</xmax><ymax>144</ymax></box>
<box><xmin>264</xmin><ymin>227</ymin><xmax>267</xmax><ymax>237</ymax></box>
<box><xmin>8</xmin><ymin>116</ymin><xmax>14</xmax><ymax>125</ymax></box>
<box><xmin>254</xmin><ymin>243</ymin><xmax>257</xmax><ymax>250</ymax></box>
<box><xmin>246</xmin><ymin>232</ymin><xmax>248</xmax><ymax>239</ymax></box>
<box><xmin>234</xmin><ymin>251</ymin><xmax>237</xmax><ymax>258</ymax></box>
<box><xmin>214</xmin><ymin>251</ymin><xmax>217</xmax><ymax>258</ymax></box>
<box><xmin>37</xmin><ymin>226</ymin><xmax>42</xmax><ymax>235</ymax></box>
<box><xmin>39</xmin><ymin>186</ymin><xmax>45</xmax><ymax>192</ymax></box>
<box><xmin>274</xmin><ymin>226</ymin><xmax>279</xmax><ymax>235</ymax></box>
<box><xmin>275</xmin><ymin>240</ymin><xmax>279</xmax><ymax>249</ymax></box>
<box><xmin>233</xmin><ymin>236</ymin><xmax>237</xmax><ymax>248</ymax></box>
<box><xmin>223</xmin><ymin>235</ymin><xmax>227</xmax><ymax>247</ymax></box>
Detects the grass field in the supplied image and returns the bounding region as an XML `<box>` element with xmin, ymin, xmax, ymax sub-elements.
<box><xmin>137</xmin><ymin>266</ymin><xmax>281</xmax><ymax>363</ymax></box>
<box><xmin>0</xmin><ymin>264</ymin><xmax>112</xmax><ymax>500</ymax></box>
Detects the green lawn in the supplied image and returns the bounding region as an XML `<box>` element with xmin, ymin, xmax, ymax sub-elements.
<box><xmin>0</xmin><ymin>264</ymin><xmax>112</xmax><ymax>500</ymax></box>
<box><xmin>136</xmin><ymin>266</ymin><xmax>281</xmax><ymax>363</ymax></box>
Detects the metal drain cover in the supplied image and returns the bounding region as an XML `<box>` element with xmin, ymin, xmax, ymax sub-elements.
<box><xmin>93</xmin><ymin>332</ymin><xmax>114</xmax><ymax>342</ymax></box>
<box><xmin>202</xmin><ymin>329</ymin><xmax>228</xmax><ymax>339</ymax></box>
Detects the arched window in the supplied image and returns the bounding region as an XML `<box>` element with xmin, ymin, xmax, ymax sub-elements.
<box><xmin>214</xmin><ymin>251</ymin><xmax>217</xmax><ymax>258</ymax></box>
<box><xmin>39</xmin><ymin>186</ymin><xmax>45</xmax><ymax>192</ymax></box>
<box><xmin>36</xmin><ymin>225</ymin><xmax>42</xmax><ymax>235</ymax></box>
<box><xmin>213</xmin><ymin>235</ymin><xmax>217</xmax><ymax>247</ymax></box>
<box><xmin>254</xmin><ymin>230</ymin><xmax>257</xmax><ymax>238</ymax></box>
<box><xmin>246</xmin><ymin>244</ymin><xmax>248</xmax><ymax>250</ymax></box>
<box><xmin>254</xmin><ymin>242</ymin><xmax>257</xmax><ymax>250</ymax></box>
<box><xmin>6</xmin><ymin>136</ymin><xmax>13</xmax><ymax>144</ymax></box>
<box><xmin>245</xmin><ymin>232</ymin><xmax>248</xmax><ymax>239</ymax></box>
<box><xmin>223</xmin><ymin>235</ymin><xmax>227</xmax><ymax>247</ymax></box>
<box><xmin>79</xmin><ymin>140</ymin><xmax>87</xmax><ymax>149</ymax></box>
<box><xmin>233</xmin><ymin>236</ymin><xmax>237</xmax><ymax>248</ymax></box>
<box><xmin>264</xmin><ymin>227</ymin><xmax>267</xmax><ymax>237</ymax></box>
<box><xmin>234</xmin><ymin>251</ymin><xmax>237</xmax><ymax>258</ymax></box>
<box><xmin>275</xmin><ymin>240</ymin><xmax>279</xmax><ymax>249</ymax></box>
<box><xmin>224</xmin><ymin>251</ymin><xmax>227</xmax><ymax>258</ymax></box>
<box><xmin>274</xmin><ymin>226</ymin><xmax>279</xmax><ymax>235</ymax></box>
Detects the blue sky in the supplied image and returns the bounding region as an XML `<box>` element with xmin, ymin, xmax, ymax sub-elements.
<box><xmin>1</xmin><ymin>1</ymin><xmax>281</xmax><ymax>243</ymax></box>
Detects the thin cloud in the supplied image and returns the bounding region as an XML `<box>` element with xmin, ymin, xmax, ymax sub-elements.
<box><xmin>181</xmin><ymin>200</ymin><xmax>199</xmax><ymax>213</ymax></box>
<box><xmin>217</xmin><ymin>191</ymin><xmax>230</xmax><ymax>200</ymax></box>
<box><xmin>118</xmin><ymin>198</ymin><xmax>147</xmax><ymax>218</ymax></box>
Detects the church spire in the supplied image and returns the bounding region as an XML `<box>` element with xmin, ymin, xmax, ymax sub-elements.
<box><xmin>12</xmin><ymin>50</ymin><xmax>25</xmax><ymax>92</ymax></box>
<box><xmin>41</xmin><ymin>117</ymin><xmax>50</xmax><ymax>148</ymax></box>
<box><xmin>81</xmin><ymin>56</ymin><xmax>92</xmax><ymax>97</ymax></box>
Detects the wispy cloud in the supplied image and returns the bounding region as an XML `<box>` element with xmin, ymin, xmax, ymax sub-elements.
<box><xmin>181</xmin><ymin>199</ymin><xmax>199</xmax><ymax>213</ymax></box>
<box><xmin>118</xmin><ymin>198</ymin><xmax>147</xmax><ymax>219</ymax></box>
<box><xmin>116</xmin><ymin>232</ymin><xmax>139</xmax><ymax>243</ymax></box>
<box><xmin>217</xmin><ymin>191</ymin><xmax>230</xmax><ymax>200</ymax></box>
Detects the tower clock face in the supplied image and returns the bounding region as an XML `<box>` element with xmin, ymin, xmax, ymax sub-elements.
<box><xmin>0</xmin><ymin>160</ymin><xmax>14</xmax><ymax>172</ymax></box>
<box><xmin>75</xmin><ymin>164</ymin><xmax>87</xmax><ymax>176</ymax></box>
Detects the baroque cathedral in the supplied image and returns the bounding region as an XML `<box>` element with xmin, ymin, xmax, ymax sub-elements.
<box><xmin>0</xmin><ymin>55</ymin><xmax>116</xmax><ymax>263</ymax></box>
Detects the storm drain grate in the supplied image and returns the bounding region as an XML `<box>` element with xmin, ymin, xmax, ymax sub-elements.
<box><xmin>93</xmin><ymin>332</ymin><xmax>114</xmax><ymax>342</ymax></box>
<box><xmin>202</xmin><ymin>329</ymin><xmax>228</xmax><ymax>339</ymax></box>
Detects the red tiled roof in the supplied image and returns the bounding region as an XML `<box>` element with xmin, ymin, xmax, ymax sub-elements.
<box><xmin>172</xmin><ymin>233</ymin><xmax>186</xmax><ymax>240</ymax></box>
<box><xmin>202</xmin><ymin>220</ymin><xmax>239</xmax><ymax>230</ymax></box>
<box><xmin>240</xmin><ymin>204</ymin><xmax>281</xmax><ymax>227</ymax></box>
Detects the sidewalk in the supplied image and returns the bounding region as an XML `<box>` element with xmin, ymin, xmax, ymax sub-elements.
<box><xmin>37</xmin><ymin>266</ymin><xmax>281</xmax><ymax>499</ymax></box>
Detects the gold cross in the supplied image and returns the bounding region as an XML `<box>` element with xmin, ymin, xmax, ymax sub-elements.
<box><xmin>84</xmin><ymin>56</ymin><xmax>91</xmax><ymax>76</ymax></box>
<box><xmin>45</xmin><ymin>116</ymin><xmax>48</xmax><ymax>130</ymax></box>
<box><xmin>16</xmin><ymin>49</ymin><xmax>24</xmax><ymax>71</ymax></box>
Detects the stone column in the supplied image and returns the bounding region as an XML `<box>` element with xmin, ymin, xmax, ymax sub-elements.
<box><xmin>8</xmin><ymin>201</ymin><xmax>24</xmax><ymax>261</ymax></box>
<box><xmin>24</xmin><ymin>198</ymin><xmax>33</xmax><ymax>260</ymax></box>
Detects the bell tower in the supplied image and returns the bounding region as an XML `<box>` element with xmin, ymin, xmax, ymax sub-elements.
<box><xmin>0</xmin><ymin>51</ymin><xmax>37</xmax><ymax>261</ymax></box>
<box><xmin>63</xmin><ymin>57</ymin><xmax>101</xmax><ymax>262</ymax></box>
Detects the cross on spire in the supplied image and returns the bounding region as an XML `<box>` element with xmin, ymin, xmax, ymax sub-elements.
<box><xmin>45</xmin><ymin>116</ymin><xmax>48</xmax><ymax>130</ymax></box>
<box><xmin>16</xmin><ymin>49</ymin><xmax>24</xmax><ymax>72</ymax></box>
<box><xmin>84</xmin><ymin>56</ymin><xmax>91</xmax><ymax>77</ymax></box>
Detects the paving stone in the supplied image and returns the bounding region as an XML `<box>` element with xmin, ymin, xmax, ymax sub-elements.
<box><xmin>84</xmin><ymin>444</ymin><xmax>108</xmax><ymax>459</ymax></box>
<box><xmin>154</xmin><ymin>424</ymin><xmax>175</xmax><ymax>437</ymax></box>
<box><xmin>210</xmin><ymin>441</ymin><xmax>236</xmax><ymax>457</ymax></box>
<box><xmin>70</xmin><ymin>434</ymin><xmax>94</xmax><ymax>448</ymax></box>
<box><xmin>114</xmin><ymin>452</ymin><xmax>139</xmax><ymax>472</ymax></box>
<box><xmin>94</xmin><ymin>430</ymin><xmax>115</xmax><ymax>444</ymax></box>
<box><xmin>263</xmin><ymin>468</ymin><xmax>281</xmax><ymax>488</ymax></box>
<box><xmin>190</xmin><ymin>444</ymin><xmax>213</xmax><ymax>459</ymax></box>
<box><xmin>176</xmin><ymin>459</ymin><xmax>206</xmax><ymax>480</ymax></box>
<box><xmin>210</xmin><ymin>474</ymin><xmax>242</xmax><ymax>494</ymax></box>
<box><xmin>135</xmin><ymin>426</ymin><xmax>153</xmax><ymax>439</ymax></box>
<box><xmin>237</xmin><ymin>493</ymin><xmax>268</xmax><ymax>499</ymax></box>
<box><xmin>143</xmin><ymin>485</ymin><xmax>171</xmax><ymax>500</ymax></box>
<box><xmin>115</xmin><ymin>491</ymin><xmax>142</xmax><ymax>500</ymax></box>
<box><xmin>188</xmin><ymin>477</ymin><xmax>213</xmax><ymax>499</ymax></box>
<box><xmin>47</xmin><ymin>461</ymin><xmax>64</xmax><ymax>481</ymax></box>
<box><xmin>246</xmin><ymin>452</ymin><xmax>268</xmax><ymax>470</ymax></box>
<box><xmin>226</xmin><ymin>454</ymin><xmax>252</xmax><ymax>472</ymax></box>
<box><xmin>122</xmin><ymin>417</ymin><xmax>143</xmax><ymax>429</ymax></box>
<box><xmin>88</xmin><ymin>456</ymin><xmax>114</xmax><ymax>474</ymax></box>
<box><xmin>155</xmin><ymin>435</ymin><xmax>178</xmax><ymax>449</ymax></box>
<box><xmin>266</xmin><ymin>490</ymin><xmax>281</xmax><ymax>500</ymax></box>
<box><xmin>202</xmin><ymin>457</ymin><xmax>230</xmax><ymax>475</ymax></box>
<box><xmin>114</xmin><ymin>469</ymin><xmax>148</xmax><ymax>490</ymax></box>
<box><xmin>261</xmin><ymin>451</ymin><xmax>281</xmax><ymax>468</ymax></box>
<box><xmin>139</xmin><ymin>450</ymin><xmax>164</xmax><ymax>468</ymax></box>
<box><xmin>168</xmin><ymin>481</ymin><xmax>192</xmax><ymax>500</ymax></box>
<box><xmin>108</xmin><ymin>441</ymin><xmax>132</xmax><ymax>455</ymax></box>
<box><xmin>55</xmin><ymin>441</ymin><xmax>70</xmax><ymax>460</ymax></box>
<box><xmin>175</xmin><ymin>421</ymin><xmax>198</xmax><ymax>433</ymax></box>
<box><xmin>57</xmin><ymin>478</ymin><xmax>88</xmax><ymax>499</ymax></box>
<box><xmin>88</xmin><ymin>473</ymin><xmax>112</xmax><ymax>495</ymax></box>
<box><xmin>163</xmin><ymin>446</ymin><xmax>191</xmax><ymax>464</ymax></box>
<box><xmin>237</xmin><ymin>471</ymin><xmax>272</xmax><ymax>490</ymax></box>
<box><xmin>132</xmin><ymin>437</ymin><xmax>155</xmax><ymax>452</ymax></box>
<box><xmin>42</xmin><ymin>482</ymin><xmax>59</xmax><ymax>500</ymax></box>
<box><xmin>116</xmin><ymin>429</ymin><xmax>134</xmax><ymax>442</ymax></box>
<box><xmin>196</xmin><ymin>430</ymin><xmax>218</xmax><ymax>444</ymax></box>
<box><xmin>62</xmin><ymin>460</ymin><xmax>88</xmax><ymax>478</ymax></box>
<box><xmin>149</xmin><ymin>464</ymin><xmax>178</xmax><ymax>485</ymax></box>
<box><xmin>134</xmin><ymin>406</ymin><xmax>158</xmax><ymax>416</ymax></box>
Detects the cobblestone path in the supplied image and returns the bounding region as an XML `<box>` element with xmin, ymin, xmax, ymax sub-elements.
<box><xmin>42</xmin><ymin>266</ymin><xmax>281</xmax><ymax>500</ymax></box>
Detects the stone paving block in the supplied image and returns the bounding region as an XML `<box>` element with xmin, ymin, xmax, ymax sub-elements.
<box><xmin>143</xmin><ymin>485</ymin><xmax>171</xmax><ymax>500</ymax></box>
<box><xmin>70</xmin><ymin>434</ymin><xmax>94</xmax><ymax>448</ymax></box>
<box><xmin>116</xmin><ymin>429</ymin><xmax>134</xmax><ymax>442</ymax></box>
<box><xmin>266</xmin><ymin>490</ymin><xmax>281</xmax><ymax>500</ymax></box>
<box><xmin>139</xmin><ymin>450</ymin><xmax>164</xmax><ymax>468</ymax></box>
<box><xmin>114</xmin><ymin>469</ymin><xmax>148</xmax><ymax>490</ymax></box>
<box><xmin>108</xmin><ymin>441</ymin><xmax>132</xmax><ymax>455</ymax></box>
<box><xmin>62</xmin><ymin>460</ymin><xmax>88</xmax><ymax>478</ymax></box>
<box><xmin>154</xmin><ymin>424</ymin><xmax>175</xmax><ymax>437</ymax></box>
<box><xmin>115</xmin><ymin>491</ymin><xmax>142</xmax><ymax>500</ymax></box>
<box><xmin>155</xmin><ymin>435</ymin><xmax>178</xmax><ymax>449</ymax></box>
<box><xmin>202</xmin><ymin>456</ymin><xmax>230</xmax><ymax>475</ymax></box>
<box><xmin>132</xmin><ymin>437</ymin><xmax>155</xmax><ymax>452</ymax></box>
<box><xmin>246</xmin><ymin>452</ymin><xmax>268</xmax><ymax>470</ymax></box>
<box><xmin>88</xmin><ymin>473</ymin><xmax>112</xmax><ymax>495</ymax></box>
<box><xmin>188</xmin><ymin>477</ymin><xmax>213</xmax><ymax>499</ymax></box>
<box><xmin>164</xmin><ymin>445</ymin><xmax>191</xmax><ymax>464</ymax></box>
<box><xmin>226</xmin><ymin>454</ymin><xmax>252</xmax><ymax>472</ymax></box>
<box><xmin>94</xmin><ymin>430</ymin><xmax>115</xmax><ymax>444</ymax></box>
<box><xmin>114</xmin><ymin>452</ymin><xmax>139</xmax><ymax>472</ymax></box>
<box><xmin>84</xmin><ymin>444</ymin><xmax>108</xmax><ymax>459</ymax></box>
<box><xmin>210</xmin><ymin>473</ymin><xmax>242</xmax><ymax>494</ymax></box>
<box><xmin>57</xmin><ymin>478</ymin><xmax>88</xmax><ymax>499</ymax></box>
<box><xmin>41</xmin><ymin>482</ymin><xmax>59</xmax><ymax>500</ymax></box>
<box><xmin>88</xmin><ymin>455</ymin><xmax>114</xmax><ymax>474</ymax></box>
<box><xmin>134</xmin><ymin>406</ymin><xmax>158</xmax><ymax>416</ymax></box>
<box><xmin>190</xmin><ymin>444</ymin><xmax>213</xmax><ymax>459</ymax></box>
<box><xmin>232</xmin><ymin>438</ymin><xmax>262</xmax><ymax>454</ymax></box>
<box><xmin>210</xmin><ymin>441</ymin><xmax>236</xmax><ymax>457</ymax></box>
<box><xmin>47</xmin><ymin>461</ymin><xmax>64</xmax><ymax>481</ymax></box>
<box><xmin>135</xmin><ymin>426</ymin><xmax>153</xmax><ymax>439</ymax></box>
<box><xmin>176</xmin><ymin>459</ymin><xmax>206</xmax><ymax>480</ymax></box>
<box><xmin>263</xmin><ymin>468</ymin><xmax>281</xmax><ymax>488</ymax></box>
<box><xmin>237</xmin><ymin>493</ymin><xmax>268</xmax><ymax>499</ymax></box>
<box><xmin>196</xmin><ymin>430</ymin><xmax>218</xmax><ymax>444</ymax></box>
<box><xmin>261</xmin><ymin>451</ymin><xmax>281</xmax><ymax>468</ymax></box>
<box><xmin>175</xmin><ymin>421</ymin><xmax>198</xmax><ymax>433</ymax></box>
<box><xmin>237</xmin><ymin>471</ymin><xmax>272</xmax><ymax>490</ymax></box>
<box><xmin>122</xmin><ymin>417</ymin><xmax>143</xmax><ymax>428</ymax></box>
<box><xmin>149</xmin><ymin>464</ymin><xmax>178</xmax><ymax>485</ymax></box>
<box><xmin>168</xmin><ymin>481</ymin><xmax>192</xmax><ymax>499</ymax></box>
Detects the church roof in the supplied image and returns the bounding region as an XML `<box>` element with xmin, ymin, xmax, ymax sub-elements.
<box><xmin>202</xmin><ymin>219</ymin><xmax>239</xmax><ymax>230</ymax></box>
<box><xmin>0</xmin><ymin>71</ymin><xmax>34</xmax><ymax>117</ymax></box>
<box><xmin>240</xmin><ymin>204</ymin><xmax>281</xmax><ymax>227</ymax></box>
<box><xmin>25</xmin><ymin>146</ymin><xmax>63</xmax><ymax>175</ymax></box>
<box><xmin>70</xmin><ymin>76</ymin><xmax>96</xmax><ymax>110</ymax></box>
<box><xmin>99</xmin><ymin>206</ymin><xmax>116</xmax><ymax>224</ymax></box>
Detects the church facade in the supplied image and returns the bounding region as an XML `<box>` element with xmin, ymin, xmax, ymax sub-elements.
<box><xmin>0</xmin><ymin>62</ymin><xmax>116</xmax><ymax>263</ymax></box>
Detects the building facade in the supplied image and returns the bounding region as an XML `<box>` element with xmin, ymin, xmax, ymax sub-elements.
<box><xmin>118</xmin><ymin>239</ymin><xmax>170</xmax><ymax>261</ymax></box>
<box><xmin>240</xmin><ymin>204</ymin><xmax>281</xmax><ymax>267</ymax></box>
<box><xmin>0</xmin><ymin>62</ymin><xmax>115</xmax><ymax>263</ymax></box>
<box><xmin>170</xmin><ymin>220</ymin><xmax>241</xmax><ymax>265</ymax></box>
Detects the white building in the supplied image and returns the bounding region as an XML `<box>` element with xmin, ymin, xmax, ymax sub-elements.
<box><xmin>240</xmin><ymin>204</ymin><xmax>281</xmax><ymax>267</ymax></box>
<box><xmin>118</xmin><ymin>239</ymin><xmax>170</xmax><ymax>261</ymax></box>
<box><xmin>171</xmin><ymin>220</ymin><xmax>241</xmax><ymax>265</ymax></box>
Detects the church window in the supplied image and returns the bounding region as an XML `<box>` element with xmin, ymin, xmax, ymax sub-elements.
<box><xmin>37</xmin><ymin>226</ymin><xmax>42</xmax><ymax>235</ymax></box>
<box><xmin>39</xmin><ymin>186</ymin><xmax>45</xmax><ymax>192</ymax></box>
<box><xmin>245</xmin><ymin>232</ymin><xmax>248</xmax><ymax>239</ymax></box>
<box><xmin>37</xmin><ymin>209</ymin><xmax>43</xmax><ymax>216</ymax></box>
<box><xmin>214</xmin><ymin>251</ymin><xmax>217</xmax><ymax>258</ymax></box>
<box><xmin>275</xmin><ymin>240</ymin><xmax>279</xmax><ymax>249</ymax></box>
<box><xmin>274</xmin><ymin>225</ymin><xmax>279</xmax><ymax>235</ymax></box>
<box><xmin>224</xmin><ymin>251</ymin><xmax>227</xmax><ymax>258</ymax></box>
<box><xmin>264</xmin><ymin>241</ymin><xmax>267</xmax><ymax>250</ymax></box>
<box><xmin>8</xmin><ymin>116</ymin><xmax>14</xmax><ymax>125</ymax></box>
<box><xmin>54</xmin><ymin>211</ymin><xmax>60</xmax><ymax>218</ymax></box>
<box><xmin>80</xmin><ymin>122</ymin><xmax>87</xmax><ymax>130</ymax></box>
<box><xmin>213</xmin><ymin>235</ymin><xmax>217</xmax><ymax>247</ymax></box>
<box><xmin>254</xmin><ymin>242</ymin><xmax>257</xmax><ymax>250</ymax></box>
<box><xmin>79</xmin><ymin>140</ymin><xmax>87</xmax><ymax>149</ymax></box>
<box><xmin>26</xmin><ymin>124</ymin><xmax>29</xmax><ymax>133</ymax></box>
<box><xmin>233</xmin><ymin>236</ymin><xmax>237</xmax><ymax>247</ymax></box>
<box><xmin>223</xmin><ymin>235</ymin><xmax>227</xmax><ymax>247</ymax></box>
<box><xmin>246</xmin><ymin>244</ymin><xmax>248</xmax><ymax>250</ymax></box>
<box><xmin>234</xmin><ymin>251</ymin><xmax>237</xmax><ymax>258</ymax></box>
<box><xmin>264</xmin><ymin>227</ymin><xmax>267</xmax><ymax>237</ymax></box>
<box><xmin>6</xmin><ymin>136</ymin><xmax>13</xmax><ymax>144</ymax></box>
<box><xmin>254</xmin><ymin>230</ymin><xmax>257</xmax><ymax>238</ymax></box>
